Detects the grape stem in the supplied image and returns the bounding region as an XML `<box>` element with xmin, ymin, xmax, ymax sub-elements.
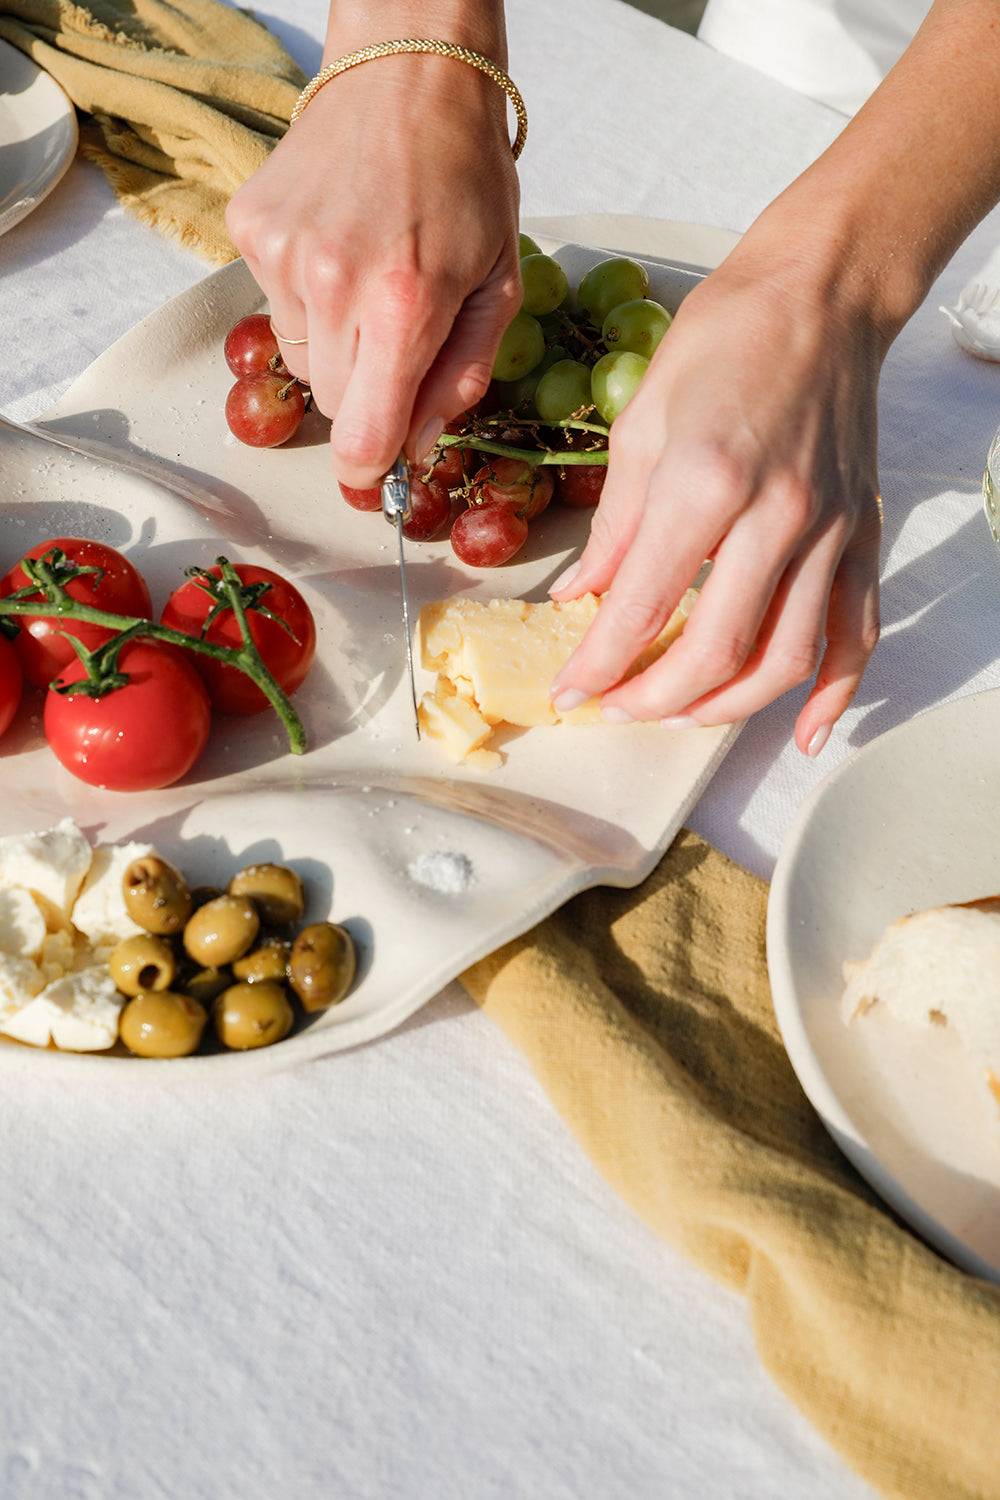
<box><xmin>436</xmin><ymin>420</ymin><xmax>610</xmax><ymax>467</ymax></box>
<box><xmin>0</xmin><ymin>552</ymin><xmax>307</xmax><ymax>755</ymax></box>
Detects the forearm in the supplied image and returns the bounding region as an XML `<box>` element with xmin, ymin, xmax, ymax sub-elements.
<box><xmin>722</xmin><ymin>0</ymin><xmax>1000</xmax><ymax>350</ymax></box>
<box><xmin>314</xmin><ymin>2</ymin><xmax>513</xmax><ymax>186</ymax></box>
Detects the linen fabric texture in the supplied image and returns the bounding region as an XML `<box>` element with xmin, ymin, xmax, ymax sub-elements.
<box><xmin>461</xmin><ymin>829</ymin><xmax>1000</xmax><ymax>1500</ymax></box>
<box><xmin>0</xmin><ymin>0</ymin><xmax>305</xmax><ymax>262</ymax></box>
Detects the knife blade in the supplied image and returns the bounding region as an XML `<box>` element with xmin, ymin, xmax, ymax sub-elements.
<box><xmin>380</xmin><ymin>454</ymin><xmax>421</xmax><ymax>739</ymax></box>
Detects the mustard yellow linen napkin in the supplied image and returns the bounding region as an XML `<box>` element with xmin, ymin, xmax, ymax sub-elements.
<box><xmin>461</xmin><ymin>829</ymin><xmax>1000</xmax><ymax>1500</ymax></box>
<box><xmin>0</xmin><ymin>0</ymin><xmax>305</xmax><ymax>261</ymax></box>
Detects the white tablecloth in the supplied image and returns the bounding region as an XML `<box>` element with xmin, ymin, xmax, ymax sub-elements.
<box><xmin>3</xmin><ymin>3</ymin><xmax>999</xmax><ymax>1496</ymax></box>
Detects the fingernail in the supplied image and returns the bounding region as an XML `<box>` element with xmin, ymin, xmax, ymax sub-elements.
<box><xmin>807</xmin><ymin>723</ymin><xmax>832</xmax><ymax>757</ymax></box>
<box><xmin>548</xmin><ymin>561</ymin><xmax>581</xmax><ymax>596</ymax></box>
<box><xmin>415</xmin><ymin>416</ymin><xmax>445</xmax><ymax>462</ymax></box>
<box><xmin>660</xmin><ymin>714</ymin><xmax>697</xmax><ymax>731</ymax></box>
<box><xmin>601</xmin><ymin>705</ymin><xmax>634</xmax><ymax>724</ymax></box>
<box><xmin>551</xmin><ymin>686</ymin><xmax>590</xmax><ymax>713</ymax></box>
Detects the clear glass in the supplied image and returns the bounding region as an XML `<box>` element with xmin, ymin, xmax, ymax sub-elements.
<box><xmin>983</xmin><ymin>424</ymin><xmax>1000</xmax><ymax>549</ymax></box>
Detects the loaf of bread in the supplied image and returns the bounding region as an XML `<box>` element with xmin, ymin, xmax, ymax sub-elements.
<box><xmin>841</xmin><ymin>897</ymin><xmax>1000</xmax><ymax>1108</ymax></box>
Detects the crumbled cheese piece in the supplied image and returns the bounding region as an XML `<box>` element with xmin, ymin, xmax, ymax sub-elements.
<box><xmin>0</xmin><ymin>888</ymin><xmax>48</xmax><ymax>959</ymax></box>
<box><xmin>417</xmin><ymin>591</ymin><xmax>696</xmax><ymax>764</ymax></box>
<box><xmin>71</xmin><ymin>841</ymin><xmax>157</xmax><ymax>950</ymax></box>
<box><xmin>408</xmin><ymin>851</ymin><xmax>476</xmax><ymax>894</ymax></box>
<box><xmin>0</xmin><ymin>817</ymin><xmax>92</xmax><ymax>917</ymax></box>
<box><xmin>0</xmin><ymin>965</ymin><xmax>123</xmax><ymax>1052</ymax></box>
<box><xmin>0</xmin><ymin>952</ymin><xmax>48</xmax><ymax>1017</ymax></box>
<box><xmin>39</xmin><ymin>928</ymin><xmax>78</xmax><ymax>984</ymax></box>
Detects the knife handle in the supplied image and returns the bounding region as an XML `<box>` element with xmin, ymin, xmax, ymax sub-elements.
<box><xmin>380</xmin><ymin>455</ymin><xmax>413</xmax><ymax>526</ymax></box>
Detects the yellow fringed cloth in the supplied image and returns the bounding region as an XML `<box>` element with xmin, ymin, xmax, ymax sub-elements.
<box><xmin>0</xmin><ymin>0</ymin><xmax>306</xmax><ymax>262</ymax></box>
<box><xmin>462</xmin><ymin>829</ymin><xmax>1000</xmax><ymax>1500</ymax></box>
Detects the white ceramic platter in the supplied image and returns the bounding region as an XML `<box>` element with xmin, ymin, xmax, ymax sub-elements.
<box><xmin>768</xmin><ymin>689</ymin><xmax>1000</xmax><ymax>1282</ymax></box>
<box><xmin>0</xmin><ymin>37</ymin><xmax>77</xmax><ymax>236</ymax></box>
<box><xmin>0</xmin><ymin>215</ymin><xmax>742</xmax><ymax>1078</ymax></box>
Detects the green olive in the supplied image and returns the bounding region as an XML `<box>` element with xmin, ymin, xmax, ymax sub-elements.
<box><xmin>231</xmin><ymin>934</ymin><xmax>290</xmax><ymax>983</ymax></box>
<box><xmin>183</xmin><ymin>894</ymin><xmax>259</xmax><ymax>967</ymax></box>
<box><xmin>119</xmin><ymin>991</ymin><xmax>207</xmax><ymax>1058</ymax></box>
<box><xmin>122</xmin><ymin>856</ymin><xmax>192</xmax><ymax>936</ymax></box>
<box><xmin>189</xmin><ymin>885</ymin><xmax>223</xmax><ymax>913</ymax></box>
<box><xmin>108</xmin><ymin>934</ymin><xmax>177</xmax><ymax>996</ymax></box>
<box><xmin>177</xmin><ymin>965</ymin><xmax>232</xmax><ymax>1006</ymax></box>
<box><xmin>213</xmin><ymin>980</ymin><xmax>294</xmax><ymax>1050</ymax></box>
<box><xmin>228</xmin><ymin>863</ymin><xmax>305</xmax><ymax>926</ymax></box>
<box><xmin>288</xmin><ymin>922</ymin><xmax>356</xmax><ymax>1011</ymax></box>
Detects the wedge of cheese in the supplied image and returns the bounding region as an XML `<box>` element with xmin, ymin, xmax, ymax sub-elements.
<box><xmin>417</xmin><ymin>589</ymin><xmax>697</xmax><ymax>763</ymax></box>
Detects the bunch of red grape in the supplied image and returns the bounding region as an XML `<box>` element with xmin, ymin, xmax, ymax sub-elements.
<box><xmin>222</xmin><ymin>239</ymin><xmax>672</xmax><ymax>567</ymax></box>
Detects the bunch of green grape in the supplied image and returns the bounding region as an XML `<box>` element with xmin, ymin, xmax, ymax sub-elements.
<box><xmin>334</xmin><ymin>236</ymin><xmax>675</xmax><ymax>569</ymax></box>
<box><xmin>490</xmin><ymin>233</ymin><xmax>672</xmax><ymax>426</ymax></box>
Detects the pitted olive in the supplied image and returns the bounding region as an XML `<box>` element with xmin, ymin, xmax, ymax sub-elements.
<box><xmin>119</xmin><ymin>991</ymin><xmax>207</xmax><ymax>1058</ymax></box>
<box><xmin>232</xmin><ymin>934</ymin><xmax>290</xmax><ymax>984</ymax></box>
<box><xmin>288</xmin><ymin>922</ymin><xmax>356</xmax><ymax>1011</ymax></box>
<box><xmin>182</xmin><ymin>894</ymin><xmax>259</xmax><ymax>967</ymax></box>
<box><xmin>108</xmin><ymin>934</ymin><xmax>177</xmax><ymax>996</ymax></box>
<box><xmin>228</xmin><ymin>864</ymin><xmax>305</xmax><ymax>926</ymax></box>
<box><xmin>213</xmin><ymin>980</ymin><xmax>294</xmax><ymax>1050</ymax></box>
<box><xmin>122</xmin><ymin>856</ymin><xmax>192</xmax><ymax>935</ymax></box>
<box><xmin>177</xmin><ymin>965</ymin><xmax>232</xmax><ymax>1006</ymax></box>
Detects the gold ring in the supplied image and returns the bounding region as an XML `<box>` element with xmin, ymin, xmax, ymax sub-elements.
<box><xmin>269</xmin><ymin>319</ymin><xmax>308</xmax><ymax>345</ymax></box>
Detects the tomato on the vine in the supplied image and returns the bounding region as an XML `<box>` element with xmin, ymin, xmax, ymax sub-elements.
<box><xmin>159</xmin><ymin>564</ymin><xmax>316</xmax><ymax>716</ymax></box>
<box><xmin>0</xmin><ymin>633</ymin><xmax>23</xmax><ymax>739</ymax></box>
<box><xmin>0</xmin><ymin>538</ymin><xmax>152</xmax><ymax>689</ymax></box>
<box><xmin>44</xmin><ymin>641</ymin><xmax>211</xmax><ymax>792</ymax></box>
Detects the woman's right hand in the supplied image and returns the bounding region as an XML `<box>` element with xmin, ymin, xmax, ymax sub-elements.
<box><xmin>225</xmin><ymin>36</ymin><xmax>521</xmax><ymax>489</ymax></box>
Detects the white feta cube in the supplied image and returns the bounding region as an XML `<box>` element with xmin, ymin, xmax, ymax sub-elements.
<box><xmin>0</xmin><ymin>887</ymin><xmax>48</xmax><ymax>959</ymax></box>
<box><xmin>0</xmin><ymin>817</ymin><xmax>92</xmax><ymax>919</ymax></box>
<box><xmin>0</xmin><ymin>952</ymin><xmax>47</xmax><ymax>1024</ymax></box>
<box><xmin>71</xmin><ymin>842</ymin><xmax>158</xmax><ymax>950</ymax></box>
<box><xmin>0</xmin><ymin>965</ymin><xmax>123</xmax><ymax>1051</ymax></box>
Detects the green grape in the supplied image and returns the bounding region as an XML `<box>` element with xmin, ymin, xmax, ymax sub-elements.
<box><xmin>534</xmin><ymin>359</ymin><xmax>594</xmax><ymax>422</ymax></box>
<box><xmin>591</xmin><ymin>351</ymin><xmax>649</xmax><ymax>424</ymax></box>
<box><xmin>576</xmin><ymin>257</ymin><xmax>651</xmax><ymax>327</ymax></box>
<box><xmin>602</xmin><ymin>298</ymin><xmax>672</xmax><ymax>357</ymax></box>
<box><xmin>518</xmin><ymin>231</ymin><xmax>542</xmax><ymax>258</ymax></box>
<box><xmin>493</xmin><ymin>344</ymin><xmax>569</xmax><ymax>410</ymax></box>
<box><xmin>520</xmin><ymin>253</ymin><xmax>570</xmax><ymax>317</ymax></box>
<box><xmin>492</xmin><ymin>309</ymin><xmax>546</xmax><ymax>382</ymax></box>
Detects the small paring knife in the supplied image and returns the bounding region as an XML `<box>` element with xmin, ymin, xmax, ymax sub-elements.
<box><xmin>380</xmin><ymin>454</ymin><xmax>421</xmax><ymax>739</ymax></box>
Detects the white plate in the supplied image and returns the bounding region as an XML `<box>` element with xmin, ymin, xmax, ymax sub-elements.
<box><xmin>767</xmin><ymin>689</ymin><xmax>1000</xmax><ymax>1282</ymax></box>
<box><xmin>0</xmin><ymin>37</ymin><xmax>77</xmax><ymax>236</ymax></box>
<box><xmin>0</xmin><ymin>215</ymin><xmax>742</xmax><ymax>1078</ymax></box>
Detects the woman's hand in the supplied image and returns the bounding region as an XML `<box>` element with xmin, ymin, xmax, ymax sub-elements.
<box><xmin>225</xmin><ymin>45</ymin><xmax>521</xmax><ymax>489</ymax></box>
<box><xmin>548</xmin><ymin>241</ymin><xmax>886</xmax><ymax>757</ymax></box>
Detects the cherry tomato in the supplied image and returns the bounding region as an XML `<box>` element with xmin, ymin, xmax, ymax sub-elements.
<box><xmin>0</xmin><ymin>633</ymin><xmax>23</xmax><ymax>739</ymax></box>
<box><xmin>159</xmin><ymin>564</ymin><xmax>316</xmax><ymax>716</ymax></box>
<box><xmin>44</xmin><ymin>641</ymin><xmax>211</xmax><ymax>792</ymax></box>
<box><xmin>0</xmin><ymin>538</ymin><xmax>152</xmax><ymax>689</ymax></box>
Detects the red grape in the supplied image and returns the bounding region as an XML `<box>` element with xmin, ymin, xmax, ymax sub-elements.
<box><xmin>424</xmin><ymin>444</ymin><xmax>467</xmax><ymax>490</ymax></box>
<box><xmin>553</xmin><ymin>464</ymin><xmax>606</xmax><ymax>508</ymax></box>
<box><xmin>403</xmin><ymin>476</ymin><xmax>452</xmax><ymax>541</ymax></box>
<box><xmin>224</xmin><ymin>314</ymin><xmax>284</xmax><ymax>377</ymax></box>
<box><xmin>470</xmin><ymin>457</ymin><xmax>553</xmax><ymax>521</ymax></box>
<box><xmin>225</xmin><ymin>374</ymin><xmax>305</xmax><ymax>447</ymax></box>
<box><xmin>340</xmin><ymin>482</ymin><xmax>382</xmax><ymax>511</ymax></box>
<box><xmin>451</xmin><ymin>502</ymin><xmax>528</xmax><ymax>567</ymax></box>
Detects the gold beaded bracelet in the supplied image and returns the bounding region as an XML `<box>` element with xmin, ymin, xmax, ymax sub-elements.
<box><xmin>289</xmin><ymin>39</ymin><xmax>527</xmax><ymax>159</ymax></box>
